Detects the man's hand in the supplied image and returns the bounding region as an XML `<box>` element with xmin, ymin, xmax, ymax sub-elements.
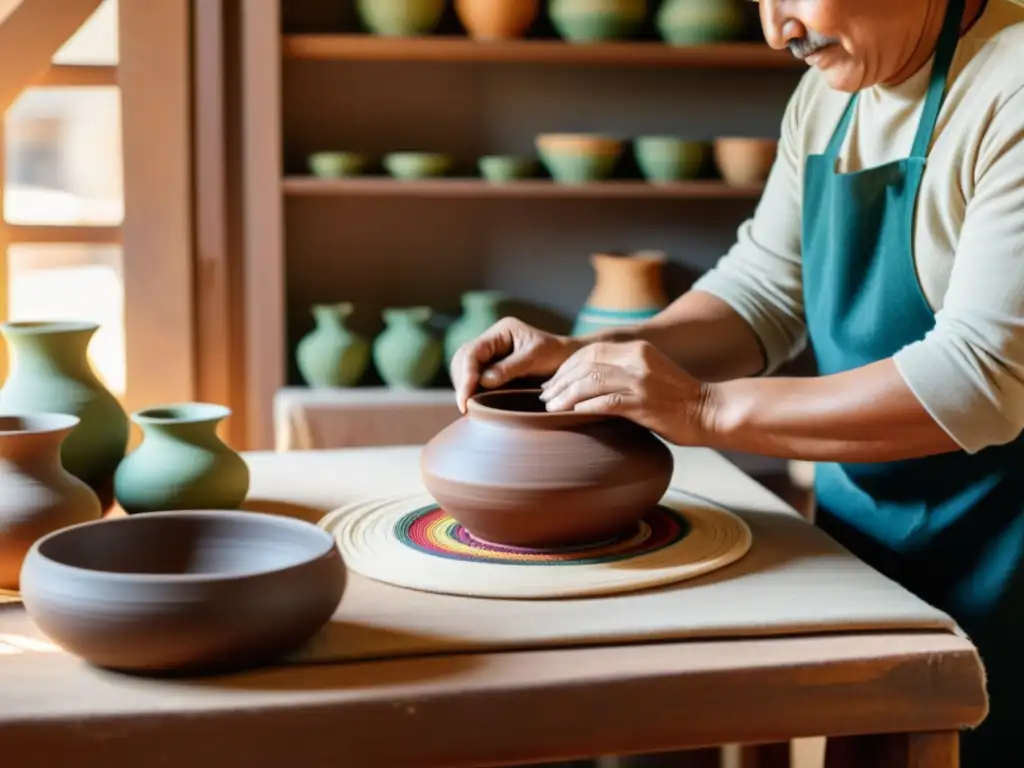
<box><xmin>540</xmin><ymin>340</ymin><xmax>714</xmax><ymax>446</ymax></box>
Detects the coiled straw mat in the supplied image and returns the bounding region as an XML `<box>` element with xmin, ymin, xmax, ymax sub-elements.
<box><xmin>319</xmin><ymin>488</ymin><xmax>753</xmax><ymax>599</ymax></box>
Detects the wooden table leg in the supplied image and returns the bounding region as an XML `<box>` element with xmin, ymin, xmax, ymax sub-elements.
<box><xmin>825</xmin><ymin>731</ymin><xmax>959</xmax><ymax>768</ymax></box>
<box><xmin>738</xmin><ymin>742</ymin><xmax>791</xmax><ymax>768</ymax></box>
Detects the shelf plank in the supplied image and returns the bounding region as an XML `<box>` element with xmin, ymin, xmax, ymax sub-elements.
<box><xmin>281</xmin><ymin>35</ymin><xmax>803</xmax><ymax>69</ymax></box>
<box><xmin>282</xmin><ymin>177</ymin><xmax>764</xmax><ymax>200</ymax></box>
<box><xmin>34</xmin><ymin>64</ymin><xmax>118</xmax><ymax>87</ymax></box>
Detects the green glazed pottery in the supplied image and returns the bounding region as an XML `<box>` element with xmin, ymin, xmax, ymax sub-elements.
<box><xmin>444</xmin><ymin>290</ymin><xmax>507</xmax><ymax>366</ymax></box>
<box><xmin>356</xmin><ymin>0</ymin><xmax>446</xmax><ymax>36</ymax></box>
<box><xmin>634</xmin><ymin>136</ymin><xmax>709</xmax><ymax>182</ymax></box>
<box><xmin>536</xmin><ymin>133</ymin><xmax>623</xmax><ymax>185</ymax></box>
<box><xmin>0</xmin><ymin>321</ymin><xmax>128</xmax><ymax>511</ymax></box>
<box><xmin>478</xmin><ymin>155</ymin><xmax>536</xmax><ymax>183</ymax></box>
<box><xmin>384</xmin><ymin>152</ymin><xmax>453</xmax><ymax>180</ymax></box>
<box><xmin>656</xmin><ymin>0</ymin><xmax>745</xmax><ymax>45</ymax></box>
<box><xmin>573</xmin><ymin>252</ymin><xmax>668</xmax><ymax>336</ymax></box>
<box><xmin>372</xmin><ymin>307</ymin><xmax>443</xmax><ymax>389</ymax></box>
<box><xmin>113</xmin><ymin>403</ymin><xmax>250</xmax><ymax>515</ymax></box>
<box><xmin>308</xmin><ymin>152</ymin><xmax>368</xmax><ymax>179</ymax></box>
<box><xmin>296</xmin><ymin>303</ymin><xmax>370</xmax><ymax>388</ymax></box>
<box><xmin>548</xmin><ymin>0</ymin><xmax>647</xmax><ymax>43</ymax></box>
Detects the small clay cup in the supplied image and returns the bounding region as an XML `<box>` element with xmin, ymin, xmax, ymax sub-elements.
<box><xmin>478</xmin><ymin>154</ymin><xmax>536</xmax><ymax>182</ymax></box>
<box><xmin>308</xmin><ymin>151</ymin><xmax>369</xmax><ymax>178</ymax></box>
<box><xmin>384</xmin><ymin>152</ymin><xmax>453</xmax><ymax>180</ymax></box>
<box><xmin>713</xmin><ymin>137</ymin><xmax>778</xmax><ymax>186</ymax></box>
<box><xmin>420</xmin><ymin>389</ymin><xmax>674</xmax><ymax>547</ymax></box>
<box><xmin>19</xmin><ymin>510</ymin><xmax>345</xmax><ymax>675</ymax></box>
<box><xmin>634</xmin><ymin>136</ymin><xmax>709</xmax><ymax>183</ymax></box>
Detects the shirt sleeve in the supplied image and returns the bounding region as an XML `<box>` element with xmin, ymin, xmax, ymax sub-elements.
<box><xmin>893</xmin><ymin>86</ymin><xmax>1024</xmax><ymax>453</ymax></box>
<box><xmin>690</xmin><ymin>75</ymin><xmax>809</xmax><ymax>375</ymax></box>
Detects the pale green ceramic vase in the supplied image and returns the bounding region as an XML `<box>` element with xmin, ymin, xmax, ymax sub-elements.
<box><xmin>0</xmin><ymin>321</ymin><xmax>128</xmax><ymax>510</ymax></box>
<box><xmin>113</xmin><ymin>403</ymin><xmax>250</xmax><ymax>515</ymax></box>
<box><xmin>372</xmin><ymin>307</ymin><xmax>443</xmax><ymax>389</ymax></box>
<box><xmin>445</xmin><ymin>290</ymin><xmax>506</xmax><ymax>366</ymax></box>
<box><xmin>296</xmin><ymin>303</ymin><xmax>370</xmax><ymax>388</ymax></box>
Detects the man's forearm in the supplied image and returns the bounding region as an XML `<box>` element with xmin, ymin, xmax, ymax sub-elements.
<box><xmin>703</xmin><ymin>358</ymin><xmax>961</xmax><ymax>462</ymax></box>
<box><xmin>582</xmin><ymin>290</ymin><xmax>767</xmax><ymax>382</ymax></box>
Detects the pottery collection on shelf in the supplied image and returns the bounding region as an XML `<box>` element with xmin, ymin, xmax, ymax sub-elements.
<box><xmin>573</xmin><ymin>251</ymin><xmax>669</xmax><ymax>336</ymax></box>
<box><xmin>304</xmin><ymin>133</ymin><xmax>775</xmax><ymax>187</ymax></box>
<box><xmin>420</xmin><ymin>388</ymin><xmax>674</xmax><ymax>548</ymax></box>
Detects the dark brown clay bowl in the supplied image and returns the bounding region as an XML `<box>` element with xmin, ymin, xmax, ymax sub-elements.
<box><xmin>19</xmin><ymin>510</ymin><xmax>345</xmax><ymax>675</ymax></box>
<box><xmin>420</xmin><ymin>389</ymin><xmax>674</xmax><ymax>548</ymax></box>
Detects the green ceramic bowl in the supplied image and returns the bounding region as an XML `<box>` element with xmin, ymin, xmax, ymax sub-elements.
<box><xmin>356</xmin><ymin>0</ymin><xmax>446</xmax><ymax>36</ymax></box>
<box><xmin>383</xmin><ymin>152</ymin><xmax>453</xmax><ymax>180</ymax></box>
<box><xmin>478</xmin><ymin>155</ymin><xmax>536</xmax><ymax>183</ymax></box>
<box><xmin>536</xmin><ymin>134</ymin><xmax>623</xmax><ymax>185</ymax></box>
<box><xmin>634</xmin><ymin>137</ymin><xmax>709</xmax><ymax>183</ymax></box>
<box><xmin>307</xmin><ymin>152</ymin><xmax>369</xmax><ymax>179</ymax></box>
<box><xmin>656</xmin><ymin>0</ymin><xmax>745</xmax><ymax>45</ymax></box>
<box><xmin>548</xmin><ymin>0</ymin><xmax>648</xmax><ymax>43</ymax></box>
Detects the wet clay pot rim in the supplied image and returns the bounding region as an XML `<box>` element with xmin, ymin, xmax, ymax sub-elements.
<box><xmin>25</xmin><ymin>510</ymin><xmax>338</xmax><ymax>585</ymax></box>
<box><xmin>467</xmin><ymin>388</ymin><xmax>614</xmax><ymax>429</ymax></box>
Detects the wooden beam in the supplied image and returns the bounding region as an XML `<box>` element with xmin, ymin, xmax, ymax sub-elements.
<box><xmin>7</xmin><ymin>224</ymin><xmax>121</xmax><ymax>244</ymax></box>
<box><xmin>118</xmin><ymin>0</ymin><xmax>196</xmax><ymax>414</ymax></box>
<box><xmin>34</xmin><ymin>64</ymin><xmax>117</xmax><ymax>87</ymax></box>
<box><xmin>239</xmin><ymin>0</ymin><xmax>284</xmax><ymax>450</ymax></box>
<box><xmin>0</xmin><ymin>0</ymin><xmax>105</xmax><ymax>113</ymax></box>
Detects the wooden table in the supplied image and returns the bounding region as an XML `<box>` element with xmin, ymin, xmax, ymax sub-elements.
<box><xmin>0</xmin><ymin>447</ymin><xmax>988</xmax><ymax>768</ymax></box>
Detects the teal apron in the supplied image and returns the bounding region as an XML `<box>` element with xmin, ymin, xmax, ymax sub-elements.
<box><xmin>803</xmin><ymin>0</ymin><xmax>1022</xmax><ymax>762</ymax></box>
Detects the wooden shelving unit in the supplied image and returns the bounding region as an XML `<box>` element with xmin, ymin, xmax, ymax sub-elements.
<box><xmin>282</xmin><ymin>177</ymin><xmax>765</xmax><ymax>199</ymax></box>
<box><xmin>282</xmin><ymin>34</ymin><xmax>803</xmax><ymax>69</ymax></box>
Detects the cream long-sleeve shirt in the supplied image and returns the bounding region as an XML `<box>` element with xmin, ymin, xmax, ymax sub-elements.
<box><xmin>692</xmin><ymin>0</ymin><xmax>1024</xmax><ymax>455</ymax></box>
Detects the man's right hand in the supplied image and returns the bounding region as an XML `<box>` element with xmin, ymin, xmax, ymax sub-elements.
<box><xmin>449</xmin><ymin>317</ymin><xmax>582</xmax><ymax>413</ymax></box>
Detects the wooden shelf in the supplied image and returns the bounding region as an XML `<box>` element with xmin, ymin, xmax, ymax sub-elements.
<box><xmin>281</xmin><ymin>35</ymin><xmax>803</xmax><ymax>69</ymax></box>
<box><xmin>282</xmin><ymin>177</ymin><xmax>764</xmax><ymax>199</ymax></box>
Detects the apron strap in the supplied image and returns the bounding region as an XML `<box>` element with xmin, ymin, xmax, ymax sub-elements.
<box><xmin>911</xmin><ymin>0</ymin><xmax>968</xmax><ymax>158</ymax></box>
<box><xmin>824</xmin><ymin>94</ymin><xmax>858</xmax><ymax>160</ymax></box>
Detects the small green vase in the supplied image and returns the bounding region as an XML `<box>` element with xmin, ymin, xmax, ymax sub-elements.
<box><xmin>548</xmin><ymin>0</ymin><xmax>648</xmax><ymax>43</ymax></box>
<box><xmin>372</xmin><ymin>307</ymin><xmax>443</xmax><ymax>389</ymax></box>
<box><xmin>296</xmin><ymin>303</ymin><xmax>370</xmax><ymax>388</ymax></box>
<box><xmin>0</xmin><ymin>321</ymin><xmax>128</xmax><ymax>510</ymax></box>
<box><xmin>656</xmin><ymin>0</ymin><xmax>745</xmax><ymax>45</ymax></box>
<box><xmin>113</xmin><ymin>403</ymin><xmax>250</xmax><ymax>515</ymax></box>
<box><xmin>445</xmin><ymin>290</ymin><xmax>507</xmax><ymax>366</ymax></box>
<box><xmin>356</xmin><ymin>0</ymin><xmax>446</xmax><ymax>36</ymax></box>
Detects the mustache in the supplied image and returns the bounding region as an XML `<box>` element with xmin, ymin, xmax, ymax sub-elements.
<box><xmin>788</xmin><ymin>32</ymin><xmax>839</xmax><ymax>59</ymax></box>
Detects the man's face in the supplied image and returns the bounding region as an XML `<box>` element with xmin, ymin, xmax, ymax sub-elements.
<box><xmin>756</xmin><ymin>0</ymin><xmax>933</xmax><ymax>91</ymax></box>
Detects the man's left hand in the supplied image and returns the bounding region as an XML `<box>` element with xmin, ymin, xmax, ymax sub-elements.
<box><xmin>539</xmin><ymin>340</ymin><xmax>712</xmax><ymax>446</ymax></box>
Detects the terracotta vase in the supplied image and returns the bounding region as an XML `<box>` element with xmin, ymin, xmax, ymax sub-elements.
<box><xmin>420</xmin><ymin>389</ymin><xmax>674</xmax><ymax>547</ymax></box>
<box><xmin>456</xmin><ymin>0</ymin><xmax>540</xmax><ymax>39</ymax></box>
<box><xmin>372</xmin><ymin>307</ymin><xmax>443</xmax><ymax>389</ymax></box>
<box><xmin>444</xmin><ymin>290</ymin><xmax>507</xmax><ymax>366</ymax></box>
<box><xmin>0</xmin><ymin>321</ymin><xmax>128</xmax><ymax>510</ymax></box>
<box><xmin>296</xmin><ymin>303</ymin><xmax>370</xmax><ymax>388</ymax></box>
<box><xmin>113</xmin><ymin>403</ymin><xmax>250</xmax><ymax>515</ymax></box>
<box><xmin>19</xmin><ymin>510</ymin><xmax>345</xmax><ymax>673</ymax></box>
<box><xmin>355</xmin><ymin>0</ymin><xmax>446</xmax><ymax>36</ymax></box>
<box><xmin>656</xmin><ymin>0</ymin><xmax>745</xmax><ymax>45</ymax></box>
<box><xmin>0</xmin><ymin>413</ymin><xmax>102</xmax><ymax>589</ymax></box>
<box><xmin>573</xmin><ymin>251</ymin><xmax>668</xmax><ymax>336</ymax></box>
<box><xmin>714</xmin><ymin>137</ymin><xmax>778</xmax><ymax>186</ymax></box>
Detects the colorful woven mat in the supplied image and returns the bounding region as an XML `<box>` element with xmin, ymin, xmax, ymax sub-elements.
<box><xmin>320</xmin><ymin>489</ymin><xmax>752</xmax><ymax>599</ymax></box>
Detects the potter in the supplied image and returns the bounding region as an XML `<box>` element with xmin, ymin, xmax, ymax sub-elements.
<box><xmin>451</xmin><ymin>0</ymin><xmax>1024</xmax><ymax>763</ymax></box>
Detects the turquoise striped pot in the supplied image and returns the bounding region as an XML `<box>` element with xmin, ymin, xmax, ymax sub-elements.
<box><xmin>572</xmin><ymin>305</ymin><xmax>662</xmax><ymax>336</ymax></box>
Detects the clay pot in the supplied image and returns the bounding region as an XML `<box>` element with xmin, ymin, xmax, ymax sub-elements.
<box><xmin>372</xmin><ymin>306</ymin><xmax>443</xmax><ymax>388</ymax></box>
<box><xmin>444</xmin><ymin>290</ymin><xmax>508</xmax><ymax>366</ymax></box>
<box><xmin>113</xmin><ymin>403</ymin><xmax>250</xmax><ymax>515</ymax></box>
<box><xmin>383</xmin><ymin>152</ymin><xmax>452</xmax><ymax>180</ymax></box>
<box><xmin>355</xmin><ymin>0</ymin><xmax>445</xmax><ymax>36</ymax></box>
<box><xmin>19</xmin><ymin>510</ymin><xmax>346</xmax><ymax>674</ymax></box>
<box><xmin>296</xmin><ymin>302</ymin><xmax>370</xmax><ymax>387</ymax></box>
<box><xmin>634</xmin><ymin>136</ymin><xmax>709</xmax><ymax>183</ymax></box>
<box><xmin>656</xmin><ymin>0</ymin><xmax>745</xmax><ymax>45</ymax></box>
<box><xmin>456</xmin><ymin>0</ymin><xmax>540</xmax><ymax>39</ymax></box>
<box><xmin>548</xmin><ymin>0</ymin><xmax>648</xmax><ymax>43</ymax></box>
<box><xmin>0</xmin><ymin>320</ymin><xmax>129</xmax><ymax>511</ymax></box>
<box><xmin>713</xmin><ymin>137</ymin><xmax>778</xmax><ymax>186</ymax></box>
<box><xmin>573</xmin><ymin>251</ymin><xmax>668</xmax><ymax>336</ymax></box>
<box><xmin>478</xmin><ymin>154</ymin><xmax>536</xmax><ymax>183</ymax></box>
<box><xmin>308</xmin><ymin>152</ymin><xmax>368</xmax><ymax>179</ymax></box>
<box><xmin>536</xmin><ymin>133</ymin><xmax>624</xmax><ymax>185</ymax></box>
<box><xmin>420</xmin><ymin>389</ymin><xmax>674</xmax><ymax>547</ymax></box>
<box><xmin>0</xmin><ymin>414</ymin><xmax>102</xmax><ymax>590</ymax></box>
